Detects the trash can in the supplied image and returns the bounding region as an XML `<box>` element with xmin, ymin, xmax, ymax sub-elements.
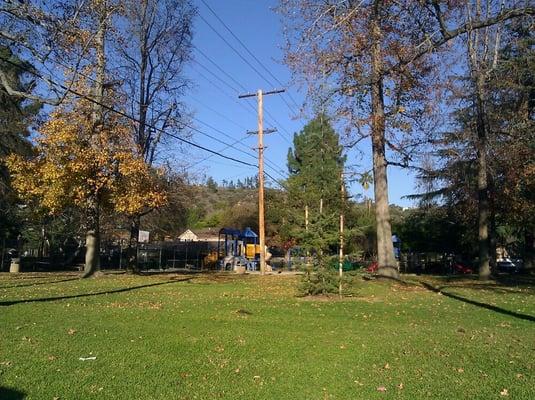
<box><xmin>10</xmin><ymin>257</ymin><xmax>21</xmax><ymax>273</ymax></box>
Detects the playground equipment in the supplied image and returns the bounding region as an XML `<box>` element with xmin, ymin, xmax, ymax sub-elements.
<box><xmin>218</xmin><ymin>227</ymin><xmax>263</xmax><ymax>271</ymax></box>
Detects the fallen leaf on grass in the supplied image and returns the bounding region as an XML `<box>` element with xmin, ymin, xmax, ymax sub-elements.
<box><xmin>397</xmin><ymin>383</ymin><xmax>404</xmax><ymax>390</ymax></box>
<box><xmin>500</xmin><ymin>388</ymin><xmax>509</xmax><ymax>396</ymax></box>
<box><xmin>67</xmin><ymin>328</ymin><xmax>77</xmax><ymax>335</ymax></box>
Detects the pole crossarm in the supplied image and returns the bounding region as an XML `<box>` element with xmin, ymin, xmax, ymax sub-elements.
<box><xmin>238</xmin><ymin>88</ymin><xmax>285</xmax><ymax>99</ymax></box>
<box><xmin>247</xmin><ymin>128</ymin><xmax>277</xmax><ymax>135</ymax></box>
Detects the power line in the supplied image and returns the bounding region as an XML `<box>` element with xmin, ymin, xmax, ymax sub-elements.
<box><xmin>192</xmin><ymin>66</ymin><xmax>259</xmax><ymax>116</ymax></box>
<box><xmin>191</xmin><ymin>59</ymin><xmax>241</xmax><ymax>94</ymax></box>
<box><xmin>264</xmin><ymin>171</ymin><xmax>287</xmax><ymax>190</ymax></box>
<box><xmin>189</xmin><ymin>96</ymin><xmax>248</xmax><ymax>130</ymax></box>
<box><xmin>1</xmin><ymin>6</ymin><xmax>292</xmax><ymax>176</ymax></box>
<box><xmin>9</xmin><ymin>45</ymin><xmax>257</xmax><ymax>166</ymax></box>
<box><xmin>0</xmin><ymin>55</ymin><xmax>257</xmax><ymax>169</ymax></box>
<box><xmin>190</xmin><ymin>60</ymin><xmax>285</xmax><ymax>140</ymax></box>
<box><xmin>198</xmin><ymin>12</ymin><xmax>274</xmax><ymax>89</ymax></box>
<box><xmin>194</xmin><ymin>46</ymin><xmax>248</xmax><ymax>92</ymax></box>
<box><xmin>3</xmin><ymin>48</ymin><xmax>289</xmax><ymax>177</ymax></box>
<box><xmin>192</xmin><ymin>63</ymin><xmax>293</xmax><ymax>148</ymax></box>
<box><xmin>187</xmin><ymin>135</ymin><xmax>251</xmax><ymax>168</ymax></box>
<box><xmin>15</xmin><ymin>50</ymin><xmax>291</xmax><ymax>180</ymax></box>
<box><xmin>25</xmin><ymin>54</ymin><xmax>261</xmax><ymax>165</ymax></box>
<box><xmin>196</xmin><ymin>5</ymin><xmax>297</xmax><ymax>143</ymax></box>
<box><xmin>190</xmin><ymin>44</ymin><xmax>295</xmax><ymax>144</ymax></box>
<box><xmin>199</xmin><ymin>0</ymin><xmax>301</xmax><ymax>113</ymax></box>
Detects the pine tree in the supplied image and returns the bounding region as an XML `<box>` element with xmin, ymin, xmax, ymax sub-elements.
<box><xmin>0</xmin><ymin>46</ymin><xmax>41</xmax><ymax>250</ymax></box>
<box><xmin>285</xmin><ymin>114</ymin><xmax>345</xmax><ymax>254</ymax></box>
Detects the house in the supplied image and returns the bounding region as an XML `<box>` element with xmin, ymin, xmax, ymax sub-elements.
<box><xmin>178</xmin><ymin>228</ymin><xmax>219</xmax><ymax>243</ymax></box>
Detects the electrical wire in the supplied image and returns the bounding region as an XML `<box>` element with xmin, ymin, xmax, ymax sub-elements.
<box><xmin>0</xmin><ymin>55</ymin><xmax>258</xmax><ymax>169</ymax></box>
<box><xmin>199</xmin><ymin>0</ymin><xmax>301</xmax><ymax>113</ymax></box>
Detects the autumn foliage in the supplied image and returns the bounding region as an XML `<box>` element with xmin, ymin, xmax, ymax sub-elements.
<box><xmin>7</xmin><ymin>96</ymin><xmax>167</xmax><ymax>217</ymax></box>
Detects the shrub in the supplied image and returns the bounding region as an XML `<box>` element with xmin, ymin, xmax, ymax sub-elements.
<box><xmin>298</xmin><ymin>257</ymin><xmax>340</xmax><ymax>296</ymax></box>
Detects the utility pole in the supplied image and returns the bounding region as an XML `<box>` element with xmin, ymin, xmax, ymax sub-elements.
<box><xmin>239</xmin><ymin>88</ymin><xmax>285</xmax><ymax>274</ymax></box>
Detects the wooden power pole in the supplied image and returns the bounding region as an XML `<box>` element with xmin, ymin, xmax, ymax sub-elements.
<box><xmin>239</xmin><ymin>88</ymin><xmax>285</xmax><ymax>274</ymax></box>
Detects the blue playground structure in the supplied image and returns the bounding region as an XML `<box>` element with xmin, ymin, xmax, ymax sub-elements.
<box><xmin>217</xmin><ymin>227</ymin><xmax>260</xmax><ymax>271</ymax></box>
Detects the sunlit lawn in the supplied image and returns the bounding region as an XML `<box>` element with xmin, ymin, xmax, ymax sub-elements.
<box><xmin>1</xmin><ymin>271</ymin><xmax>534</xmax><ymax>399</ymax></box>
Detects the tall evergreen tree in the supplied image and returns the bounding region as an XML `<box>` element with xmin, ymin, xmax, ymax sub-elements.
<box><xmin>285</xmin><ymin>114</ymin><xmax>345</xmax><ymax>253</ymax></box>
<box><xmin>0</xmin><ymin>46</ymin><xmax>40</xmax><ymax>252</ymax></box>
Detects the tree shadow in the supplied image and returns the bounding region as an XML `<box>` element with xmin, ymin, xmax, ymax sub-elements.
<box><xmin>0</xmin><ymin>387</ymin><xmax>26</xmax><ymax>400</ymax></box>
<box><xmin>419</xmin><ymin>281</ymin><xmax>535</xmax><ymax>323</ymax></box>
<box><xmin>0</xmin><ymin>277</ymin><xmax>193</xmax><ymax>307</ymax></box>
<box><xmin>0</xmin><ymin>277</ymin><xmax>79</xmax><ymax>290</ymax></box>
<box><xmin>428</xmin><ymin>275</ymin><xmax>535</xmax><ymax>294</ymax></box>
<box><xmin>495</xmin><ymin>274</ymin><xmax>535</xmax><ymax>287</ymax></box>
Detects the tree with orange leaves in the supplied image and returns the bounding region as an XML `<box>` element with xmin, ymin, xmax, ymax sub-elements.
<box><xmin>6</xmin><ymin>94</ymin><xmax>167</xmax><ymax>277</ymax></box>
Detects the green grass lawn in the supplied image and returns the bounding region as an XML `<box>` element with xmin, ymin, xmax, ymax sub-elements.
<box><xmin>1</xmin><ymin>272</ymin><xmax>534</xmax><ymax>399</ymax></box>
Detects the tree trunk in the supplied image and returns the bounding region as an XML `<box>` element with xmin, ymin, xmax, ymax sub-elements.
<box><xmin>127</xmin><ymin>215</ymin><xmax>140</xmax><ymax>273</ymax></box>
<box><xmin>83</xmin><ymin>200</ymin><xmax>100</xmax><ymax>277</ymax></box>
<box><xmin>474</xmin><ymin>74</ymin><xmax>491</xmax><ymax>280</ymax></box>
<box><xmin>489</xmin><ymin>174</ymin><xmax>497</xmax><ymax>275</ymax></box>
<box><xmin>370</xmin><ymin>2</ymin><xmax>398</xmax><ymax>279</ymax></box>
<box><xmin>82</xmin><ymin>2</ymin><xmax>107</xmax><ymax>278</ymax></box>
<box><xmin>525</xmin><ymin>228</ymin><xmax>535</xmax><ymax>274</ymax></box>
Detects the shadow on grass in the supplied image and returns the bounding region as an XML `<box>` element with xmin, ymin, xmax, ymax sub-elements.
<box><xmin>420</xmin><ymin>281</ymin><xmax>535</xmax><ymax>323</ymax></box>
<box><xmin>0</xmin><ymin>387</ymin><xmax>26</xmax><ymax>400</ymax></box>
<box><xmin>0</xmin><ymin>277</ymin><xmax>79</xmax><ymax>290</ymax></box>
<box><xmin>0</xmin><ymin>277</ymin><xmax>193</xmax><ymax>307</ymax></box>
<box><xmin>427</xmin><ymin>274</ymin><xmax>535</xmax><ymax>295</ymax></box>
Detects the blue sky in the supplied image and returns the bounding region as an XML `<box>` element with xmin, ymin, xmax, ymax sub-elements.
<box><xmin>183</xmin><ymin>0</ymin><xmax>417</xmax><ymax>207</ymax></box>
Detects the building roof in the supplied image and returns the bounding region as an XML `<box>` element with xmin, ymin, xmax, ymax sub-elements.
<box><xmin>179</xmin><ymin>228</ymin><xmax>219</xmax><ymax>241</ymax></box>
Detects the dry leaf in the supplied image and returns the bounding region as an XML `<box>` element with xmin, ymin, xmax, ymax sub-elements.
<box><xmin>500</xmin><ymin>388</ymin><xmax>509</xmax><ymax>396</ymax></box>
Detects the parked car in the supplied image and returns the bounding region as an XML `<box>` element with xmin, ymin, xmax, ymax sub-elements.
<box><xmin>497</xmin><ymin>258</ymin><xmax>518</xmax><ymax>273</ymax></box>
<box><xmin>452</xmin><ymin>262</ymin><xmax>473</xmax><ymax>274</ymax></box>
